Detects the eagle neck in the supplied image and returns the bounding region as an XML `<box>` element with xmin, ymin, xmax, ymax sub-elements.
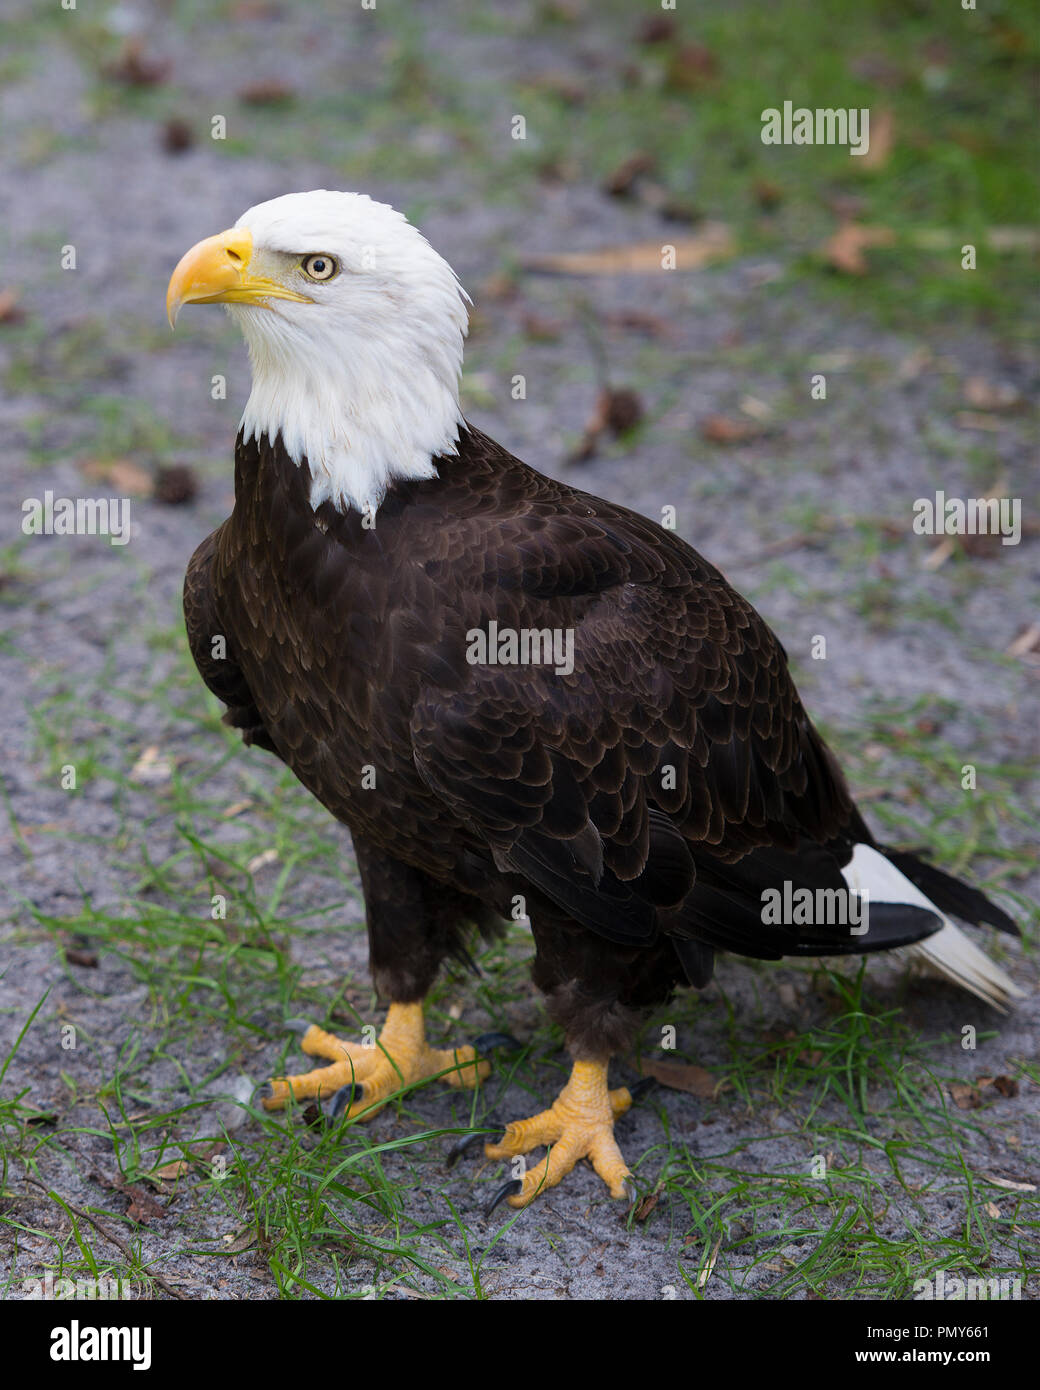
<box><xmin>233</xmin><ymin>310</ymin><xmax>466</xmax><ymax>518</ymax></box>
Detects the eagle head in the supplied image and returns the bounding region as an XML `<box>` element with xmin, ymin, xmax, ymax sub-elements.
<box><xmin>166</xmin><ymin>190</ymin><xmax>470</xmax><ymax>514</ymax></box>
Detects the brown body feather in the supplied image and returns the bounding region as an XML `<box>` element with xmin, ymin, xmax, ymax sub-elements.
<box><xmin>184</xmin><ymin>425</ymin><xmax>1007</xmax><ymax>1055</ymax></box>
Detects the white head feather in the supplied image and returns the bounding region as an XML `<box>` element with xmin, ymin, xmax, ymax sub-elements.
<box><xmin>226</xmin><ymin>190</ymin><xmax>469</xmax><ymax>514</ymax></box>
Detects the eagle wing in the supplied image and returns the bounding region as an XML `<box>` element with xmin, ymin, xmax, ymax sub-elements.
<box><xmin>183</xmin><ymin>526</ymin><xmax>279</xmax><ymax>754</ymax></box>
<box><xmin>410</xmin><ymin>501</ymin><xmax>935</xmax><ymax>960</ymax></box>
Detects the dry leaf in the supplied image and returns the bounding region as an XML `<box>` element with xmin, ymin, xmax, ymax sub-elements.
<box><xmin>238</xmin><ymin>79</ymin><xmax>294</xmax><ymax>105</ymax></box>
<box><xmin>739</xmin><ymin>394</ymin><xmax>773</xmax><ymax>421</ymax></box>
<box><xmin>155</xmin><ymin>464</ymin><xmax>199</xmax><ymax>505</ymax></box>
<box><xmin>920</xmin><ymin>475</ymin><xmax>1011</xmax><ymax>568</ymax></box>
<box><xmin>222</xmin><ymin>799</ymin><xmax>254</xmax><ymax>819</ymax></box>
<box><xmin>700</xmin><ymin>414</ymin><xmax>762</xmax><ymax>444</ymax></box>
<box><xmin>537</xmin><ymin>155</ymin><xmax>581</xmax><ymax>185</ymax></box>
<box><xmin>633</xmin><ymin>1192</ymin><xmax>659</xmax><ymax>1221</ymax></box>
<box><xmin>125</xmin><ymin>1185</ymin><xmax>165</xmax><ymax>1224</ymax></box>
<box><xmin>987</xmin><ymin>227</ymin><xmax>1040</xmax><ymax>252</ymax></box>
<box><xmin>665</xmin><ymin>43</ymin><xmax>718</xmax><ymax>92</ymax></box>
<box><xmin>980</xmin><ymin>1173</ymin><xmax>1037</xmax><ymax>1193</ymax></box>
<box><xmin>990</xmin><ymin>19</ymin><xmax>1029</xmax><ymax>56</ymax></box>
<box><xmin>603</xmin><ymin>309</ymin><xmax>675</xmax><ymax>341</ymax></box>
<box><xmin>752</xmin><ymin>178</ymin><xmax>784</xmax><ymax>211</ymax></box>
<box><xmin>222</xmin><ymin>1226</ymin><xmax>258</xmax><ymax>1254</ymax></box>
<box><xmin>129</xmin><ymin>745</ymin><xmax>173</xmax><ymax>784</ymax></box>
<box><xmin>79</xmin><ymin>457</ymin><xmax>154</xmax><ymax>497</ymax></box>
<box><xmin>698</xmin><ymin>1235</ymin><xmax>723</xmax><ymax>1288</ymax></box>
<box><xmin>247</xmin><ymin>848</ymin><xmax>279</xmax><ymax>874</ymax></box>
<box><xmin>153</xmin><ymin>1139</ymin><xmax>224</xmax><ymax>1182</ymax></box>
<box><xmin>479</xmin><ymin>273</ymin><xmax>520</xmax><ymax>303</ymax></box>
<box><xmin>92</xmin><ymin>1169</ymin><xmax>166</xmax><ymax>1223</ymax></box>
<box><xmin>154</xmin><ymin>1159</ymin><xmax>191</xmax><ymax>1180</ymax></box>
<box><xmin>950</xmin><ymin>1082</ymin><xmax>982</xmax><ymax>1110</ymax></box>
<box><xmin>569</xmin><ymin>387</ymin><xmax>645</xmax><ymax>462</ymax></box>
<box><xmin>64</xmin><ymin>947</ymin><xmax>98</xmax><ymax>968</ymax></box>
<box><xmin>161</xmin><ymin>118</ymin><xmax>193</xmax><ymax>154</ymax></box>
<box><xmin>106</xmin><ymin>38</ymin><xmax>170</xmax><ymax>87</ymax></box>
<box><xmin>0</xmin><ymin>288</ymin><xmax>26</xmax><ymax>325</ymax></box>
<box><xmin>603</xmin><ymin>152</ymin><xmax>656</xmax><ymax>198</ymax></box>
<box><xmin>923</xmin><ymin>536</ymin><xmax>956</xmax><ymax>571</ymax></box>
<box><xmin>992</xmin><ymin>1075</ymin><xmax>1020</xmax><ymax>1098</ymax></box>
<box><xmin>962</xmin><ymin>377</ymin><xmax>1021</xmax><ymax>411</ymax></box>
<box><xmin>955</xmin><ymin>411</ymin><xmax>1005</xmax><ymax>432</ymax></box>
<box><xmin>821</xmin><ymin>222</ymin><xmax>896</xmax><ymax>275</ymax></box>
<box><xmin>775</xmin><ymin>982</ymin><xmax>798</xmax><ymax>1011</ymax></box>
<box><xmin>859</xmin><ymin>108</ymin><xmax>895</xmax><ymax>170</ymax></box>
<box><xmin>1005</xmin><ymin>624</ymin><xmax>1040</xmax><ymax>661</ymax></box>
<box><xmin>636</xmin><ymin>14</ymin><xmax>677</xmax><ymax>44</ymax></box>
<box><xmin>639</xmin><ymin>1058</ymin><xmax>725</xmax><ymax>1098</ymax></box>
<box><xmin>984</xmin><ymin>1201</ymin><xmax>1001</xmax><ymax>1219</ymax></box>
<box><xmin>897</xmin><ymin>347</ymin><xmax>932</xmax><ymax>382</ymax></box>
<box><xmin>521</xmin><ymin>225</ymin><xmax>734</xmax><ymax>275</ymax></box>
<box><xmin>599</xmin><ymin>386</ymin><xmax>644</xmax><ymax>434</ymax></box>
<box><xmin>519</xmin><ymin>311</ymin><xmax>564</xmax><ymax>341</ymax></box>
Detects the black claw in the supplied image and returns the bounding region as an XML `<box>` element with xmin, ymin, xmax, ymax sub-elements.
<box><xmin>324</xmin><ymin>1084</ymin><xmax>360</xmax><ymax>1120</ymax></box>
<box><xmin>485</xmin><ymin>1179</ymin><xmax>523</xmax><ymax>1217</ymax></box>
<box><xmin>621</xmin><ymin>1179</ymin><xmax>638</xmax><ymax>1207</ymax></box>
<box><xmin>284</xmin><ymin>1018</ymin><xmax>314</xmax><ymax>1038</ymax></box>
<box><xmin>627</xmin><ymin>1076</ymin><xmax>657</xmax><ymax>1104</ymax></box>
<box><xmin>446</xmin><ymin>1127</ymin><xmax>499</xmax><ymax>1169</ymax></box>
<box><xmin>471</xmin><ymin>1031</ymin><xmax>521</xmax><ymax>1053</ymax></box>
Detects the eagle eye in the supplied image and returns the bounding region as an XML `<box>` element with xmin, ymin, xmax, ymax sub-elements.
<box><xmin>301</xmin><ymin>254</ymin><xmax>339</xmax><ymax>282</ymax></box>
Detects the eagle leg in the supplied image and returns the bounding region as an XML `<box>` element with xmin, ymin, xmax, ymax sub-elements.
<box><xmin>484</xmin><ymin>1059</ymin><xmax>633</xmax><ymax>1207</ymax></box>
<box><xmin>263</xmin><ymin>1002</ymin><xmax>489</xmax><ymax>1115</ymax></box>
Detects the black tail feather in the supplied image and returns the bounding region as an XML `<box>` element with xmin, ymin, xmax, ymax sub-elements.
<box><xmin>881</xmin><ymin>847</ymin><xmax>1019</xmax><ymax>937</ymax></box>
<box><xmin>782</xmin><ymin>902</ymin><xmax>943</xmax><ymax>955</ymax></box>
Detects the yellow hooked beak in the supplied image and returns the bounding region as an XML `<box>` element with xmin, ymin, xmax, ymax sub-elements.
<box><xmin>166</xmin><ymin>227</ymin><xmax>312</xmax><ymax>327</ymax></box>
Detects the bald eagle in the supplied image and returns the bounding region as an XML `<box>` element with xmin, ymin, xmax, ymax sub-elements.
<box><xmin>167</xmin><ymin>190</ymin><xmax>1021</xmax><ymax>1209</ymax></box>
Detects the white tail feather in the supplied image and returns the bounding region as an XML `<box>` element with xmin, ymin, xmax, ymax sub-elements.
<box><xmin>905</xmin><ymin>923</ymin><xmax>1025</xmax><ymax>1012</ymax></box>
<box><xmin>841</xmin><ymin>844</ymin><xmax>1023</xmax><ymax>1011</ymax></box>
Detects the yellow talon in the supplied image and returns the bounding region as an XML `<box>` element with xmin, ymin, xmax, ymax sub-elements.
<box><xmin>485</xmin><ymin>1059</ymin><xmax>633</xmax><ymax>1207</ymax></box>
<box><xmin>264</xmin><ymin>1001</ymin><xmax>489</xmax><ymax>1116</ymax></box>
